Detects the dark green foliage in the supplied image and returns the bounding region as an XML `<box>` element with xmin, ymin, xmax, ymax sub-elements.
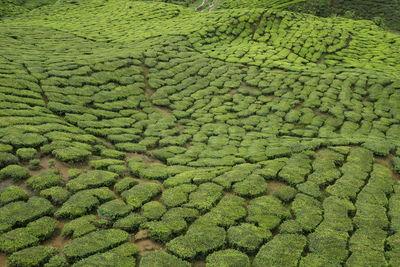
<box><xmin>66</xmin><ymin>170</ymin><xmax>118</xmax><ymax>192</ymax></box>
<box><xmin>8</xmin><ymin>246</ymin><xmax>58</xmax><ymax>267</ymax></box>
<box><xmin>0</xmin><ymin>197</ymin><xmax>53</xmax><ymax>233</ymax></box>
<box><xmin>273</xmin><ymin>185</ymin><xmax>297</xmax><ymax>202</ymax></box>
<box><xmin>139</xmin><ymin>250</ymin><xmax>190</xmax><ymax>267</ymax></box>
<box><xmin>63</xmin><ymin>229</ymin><xmax>130</xmax><ymax>262</ymax></box>
<box><xmin>0</xmin><ymin>152</ymin><xmax>18</xmax><ymax>168</ymax></box>
<box><xmin>1</xmin><ymin>133</ymin><xmax>47</xmax><ymax>148</ymax></box>
<box><xmin>16</xmin><ymin>148</ymin><xmax>37</xmax><ymax>161</ymax></box>
<box><xmin>0</xmin><ymin>185</ymin><xmax>29</xmax><ymax>204</ymax></box>
<box><xmin>114</xmin><ymin>177</ymin><xmax>139</xmax><ymax>193</ymax></box>
<box><xmin>291</xmin><ymin>193</ymin><xmax>323</xmax><ymax>232</ymax></box>
<box><xmin>44</xmin><ymin>255</ymin><xmax>68</xmax><ymax>267</ymax></box>
<box><xmin>121</xmin><ymin>183</ymin><xmax>162</xmax><ymax>209</ymax></box>
<box><xmin>247</xmin><ymin>196</ymin><xmax>290</xmax><ymax>229</ymax></box>
<box><xmin>26</xmin><ymin>216</ymin><xmax>57</xmax><ymax>241</ymax></box>
<box><xmin>161</xmin><ymin>184</ymin><xmax>197</xmax><ymax>207</ymax></box>
<box><xmin>166</xmin><ymin>224</ymin><xmax>226</xmax><ymax>259</ymax></box>
<box><xmin>53</xmin><ymin>147</ymin><xmax>91</xmax><ymax>163</ymax></box>
<box><xmin>113</xmin><ymin>213</ymin><xmax>147</xmax><ymax>232</ymax></box>
<box><xmin>206</xmin><ymin>249</ymin><xmax>250</xmax><ymax>267</ymax></box>
<box><xmin>27</xmin><ymin>170</ymin><xmax>62</xmax><ymax>191</ymax></box>
<box><xmin>253</xmin><ymin>234</ymin><xmax>307</xmax><ymax>267</ymax></box>
<box><xmin>141</xmin><ymin>201</ymin><xmax>167</xmax><ymax>220</ymax></box>
<box><xmin>227</xmin><ymin>223</ymin><xmax>271</xmax><ymax>252</ymax></box>
<box><xmin>72</xmin><ymin>243</ymin><xmax>139</xmax><ymax>267</ymax></box>
<box><xmin>98</xmin><ymin>199</ymin><xmax>133</xmax><ymax>220</ymax></box>
<box><xmin>184</xmin><ymin>182</ymin><xmax>223</xmax><ymax>211</ymax></box>
<box><xmin>0</xmin><ymin>164</ymin><xmax>30</xmax><ymax>181</ymax></box>
<box><xmin>232</xmin><ymin>174</ymin><xmax>268</xmax><ymax>197</ymax></box>
<box><xmin>0</xmin><ymin>228</ymin><xmax>39</xmax><ymax>254</ymax></box>
<box><xmin>55</xmin><ymin>187</ymin><xmax>114</xmax><ymax>219</ymax></box>
<box><xmin>40</xmin><ymin>186</ymin><xmax>70</xmax><ymax>205</ymax></box>
<box><xmin>62</xmin><ymin>215</ymin><xmax>97</xmax><ymax>238</ymax></box>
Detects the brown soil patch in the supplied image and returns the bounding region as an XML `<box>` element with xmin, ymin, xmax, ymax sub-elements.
<box><xmin>0</xmin><ymin>253</ymin><xmax>7</xmax><ymax>266</ymax></box>
<box><xmin>134</xmin><ymin>239</ymin><xmax>165</xmax><ymax>256</ymax></box>
<box><xmin>0</xmin><ymin>180</ymin><xmax>35</xmax><ymax>197</ymax></box>
<box><xmin>374</xmin><ymin>155</ymin><xmax>400</xmax><ymax>182</ymax></box>
<box><xmin>267</xmin><ymin>180</ymin><xmax>286</xmax><ymax>195</ymax></box>
<box><xmin>43</xmin><ymin>221</ymin><xmax>70</xmax><ymax>249</ymax></box>
<box><xmin>193</xmin><ymin>260</ymin><xmax>206</xmax><ymax>267</ymax></box>
<box><xmin>134</xmin><ymin>230</ymin><xmax>149</xmax><ymax>240</ymax></box>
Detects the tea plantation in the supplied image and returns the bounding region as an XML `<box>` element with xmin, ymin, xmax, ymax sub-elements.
<box><xmin>0</xmin><ymin>0</ymin><xmax>399</xmax><ymax>266</ymax></box>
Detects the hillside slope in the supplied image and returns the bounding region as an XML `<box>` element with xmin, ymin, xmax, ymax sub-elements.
<box><xmin>0</xmin><ymin>0</ymin><xmax>399</xmax><ymax>266</ymax></box>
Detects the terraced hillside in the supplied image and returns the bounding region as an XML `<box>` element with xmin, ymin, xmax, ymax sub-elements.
<box><xmin>0</xmin><ymin>0</ymin><xmax>400</xmax><ymax>266</ymax></box>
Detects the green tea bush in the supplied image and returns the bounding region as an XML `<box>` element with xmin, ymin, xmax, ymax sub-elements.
<box><xmin>273</xmin><ymin>185</ymin><xmax>297</xmax><ymax>202</ymax></box>
<box><xmin>160</xmin><ymin>184</ymin><xmax>197</xmax><ymax>207</ymax></box>
<box><xmin>232</xmin><ymin>174</ymin><xmax>268</xmax><ymax>197</ymax></box>
<box><xmin>66</xmin><ymin>170</ymin><xmax>118</xmax><ymax>192</ymax></box>
<box><xmin>0</xmin><ymin>185</ymin><xmax>29</xmax><ymax>205</ymax></box>
<box><xmin>141</xmin><ymin>201</ymin><xmax>167</xmax><ymax>220</ymax></box>
<box><xmin>247</xmin><ymin>196</ymin><xmax>290</xmax><ymax>229</ymax></box>
<box><xmin>40</xmin><ymin>186</ymin><xmax>70</xmax><ymax>205</ymax></box>
<box><xmin>0</xmin><ymin>164</ymin><xmax>30</xmax><ymax>181</ymax></box>
<box><xmin>121</xmin><ymin>183</ymin><xmax>162</xmax><ymax>209</ymax></box>
<box><xmin>53</xmin><ymin>147</ymin><xmax>91</xmax><ymax>163</ymax></box>
<box><xmin>114</xmin><ymin>177</ymin><xmax>139</xmax><ymax>193</ymax></box>
<box><xmin>98</xmin><ymin>199</ymin><xmax>133</xmax><ymax>221</ymax></box>
<box><xmin>206</xmin><ymin>249</ymin><xmax>250</xmax><ymax>267</ymax></box>
<box><xmin>184</xmin><ymin>182</ymin><xmax>223</xmax><ymax>211</ymax></box>
<box><xmin>16</xmin><ymin>148</ymin><xmax>37</xmax><ymax>161</ymax></box>
<box><xmin>27</xmin><ymin>170</ymin><xmax>62</xmax><ymax>191</ymax></box>
<box><xmin>139</xmin><ymin>250</ymin><xmax>190</xmax><ymax>267</ymax></box>
<box><xmin>113</xmin><ymin>213</ymin><xmax>147</xmax><ymax>232</ymax></box>
<box><xmin>0</xmin><ymin>152</ymin><xmax>18</xmax><ymax>168</ymax></box>
<box><xmin>62</xmin><ymin>215</ymin><xmax>97</xmax><ymax>239</ymax></box>
<box><xmin>63</xmin><ymin>229</ymin><xmax>130</xmax><ymax>262</ymax></box>
<box><xmin>227</xmin><ymin>223</ymin><xmax>271</xmax><ymax>252</ymax></box>
<box><xmin>8</xmin><ymin>246</ymin><xmax>58</xmax><ymax>267</ymax></box>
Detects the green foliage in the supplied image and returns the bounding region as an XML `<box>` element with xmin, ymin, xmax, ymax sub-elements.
<box><xmin>166</xmin><ymin>224</ymin><xmax>226</xmax><ymax>259</ymax></box>
<box><xmin>0</xmin><ymin>164</ymin><xmax>30</xmax><ymax>181</ymax></box>
<box><xmin>121</xmin><ymin>183</ymin><xmax>162</xmax><ymax>209</ymax></box>
<box><xmin>114</xmin><ymin>177</ymin><xmax>139</xmax><ymax>193</ymax></box>
<box><xmin>274</xmin><ymin>185</ymin><xmax>297</xmax><ymax>202</ymax></box>
<box><xmin>8</xmin><ymin>246</ymin><xmax>58</xmax><ymax>267</ymax></box>
<box><xmin>232</xmin><ymin>174</ymin><xmax>268</xmax><ymax>197</ymax></box>
<box><xmin>253</xmin><ymin>234</ymin><xmax>307</xmax><ymax>267</ymax></box>
<box><xmin>16</xmin><ymin>148</ymin><xmax>37</xmax><ymax>161</ymax></box>
<box><xmin>98</xmin><ymin>199</ymin><xmax>133</xmax><ymax>220</ymax></box>
<box><xmin>139</xmin><ymin>250</ymin><xmax>190</xmax><ymax>267</ymax></box>
<box><xmin>52</xmin><ymin>147</ymin><xmax>91</xmax><ymax>163</ymax></box>
<box><xmin>27</xmin><ymin>170</ymin><xmax>62</xmax><ymax>191</ymax></box>
<box><xmin>206</xmin><ymin>249</ymin><xmax>250</xmax><ymax>267</ymax></box>
<box><xmin>62</xmin><ymin>215</ymin><xmax>97</xmax><ymax>238</ymax></box>
<box><xmin>113</xmin><ymin>213</ymin><xmax>147</xmax><ymax>232</ymax></box>
<box><xmin>141</xmin><ymin>201</ymin><xmax>167</xmax><ymax>220</ymax></box>
<box><xmin>0</xmin><ymin>152</ymin><xmax>18</xmax><ymax>168</ymax></box>
<box><xmin>40</xmin><ymin>186</ymin><xmax>70</xmax><ymax>205</ymax></box>
<box><xmin>25</xmin><ymin>216</ymin><xmax>57</xmax><ymax>241</ymax></box>
<box><xmin>227</xmin><ymin>223</ymin><xmax>271</xmax><ymax>252</ymax></box>
<box><xmin>0</xmin><ymin>185</ymin><xmax>29</xmax><ymax>204</ymax></box>
<box><xmin>247</xmin><ymin>196</ymin><xmax>290</xmax><ymax>229</ymax></box>
<box><xmin>63</xmin><ymin>229</ymin><xmax>130</xmax><ymax>262</ymax></box>
<box><xmin>66</xmin><ymin>170</ymin><xmax>118</xmax><ymax>192</ymax></box>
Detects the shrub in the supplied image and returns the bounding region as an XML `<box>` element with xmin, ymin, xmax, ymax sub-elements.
<box><xmin>63</xmin><ymin>229</ymin><xmax>130</xmax><ymax>262</ymax></box>
<box><xmin>121</xmin><ymin>183</ymin><xmax>162</xmax><ymax>209</ymax></box>
<box><xmin>232</xmin><ymin>174</ymin><xmax>268</xmax><ymax>197</ymax></box>
<box><xmin>273</xmin><ymin>185</ymin><xmax>297</xmax><ymax>202</ymax></box>
<box><xmin>115</xmin><ymin>143</ymin><xmax>146</xmax><ymax>153</ymax></box>
<box><xmin>253</xmin><ymin>234</ymin><xmax>307</xmax><ymax>267</ymax></box>
<box><xmin>227</xmin><ymin>223</ymin><xmax>271</xmax><ymax>252</ymax></box>
<box><xmin>8</xmin><ymin>246</ymin><xmax>58</xmax><ymax>267</ymax></box>
<box><xmin>139</xmin><ymin>250</ymin><xmax>190</xmax><ymax>267</ymax></box>
<box><xmin>113</xmin><ymin>213</ymin><xmax>147</xmax><ymax>232</ymax></box>
<box><xmin>0</xmin><ymin>228</ymin><xmax>39</xmax><ymax>254</ymax></box>
<box><xmin>52</xmin><ymin>147</ymin><xmax>91</xmax><ymax>163</ymax></box>
<box><xmin>206</xmin><ymin>249</ymin><xmax>250</xmax><ymax>267</ymax></box>
<box><xmin>16</xmin><ymin>148</ymin><xmax>37</xmax><ymax>162</ymax></box>
<box><xmin>141</xmin><ymin>201</ymin><xmax>167</xmax><ymax>220</ymax></box>
<box><xmin>0</xmin><ymin>197</ymin><xmax>53</xmax><ymax>232</ymax></box>
<box><xmin>40</xmin><ymin>186</ymin><xmax>70</xmax><ymax>205</ymax></box>
<box><xmin>114</xmin><ymin>177</ymin><xmax>139</xmax><ymax>193</ymax></box>
<box><xmin>166</xmin><ymin>224</ymin><xmax>226</xmax><ymax>259</ymax></box>
<box><xmin>0</xmin><ymin>152</ymin><xmax>18</xmax><ymax>169</ymax></box>
<box><xmin>0</xmin><ymin>165</ymin><xmax>30</xmax><ymax>181</ymax></box>
<box><xmin>98</xmin><ymin>199</ymin><xmax>133</xmax><ymax>221</ymax></box>
<box><xmin>291</xmin><ymin>193</ymin><xmax>323</xmax><ymax>232</ymax></box>
<box><xmin>1</xmin><ymin>133</ymin><xmax>47</xmax><ymax>148</ymax></box>
<box><xmin>184</xmin><ymin>182</ymin><xmax>223</xmax><ymax>211</ymax></box>
<box><xmin>99</xmin><ymin>149</ymin><xmax>125</xmax><ymax>159</ymax></box>
<box><xmin>44</xmin><ymin>255</ymin><xmax>68</xmax><ymax>267</ymax></box>
<box><xmin>89</xmin><ymin>159</ymin><xmax>125</xmax><ymax>170</ymax></box>
<box><xmin>247</xmin><ymin>196</ymin><xmax>290</xmax><ymax>229</ymax></box>
<box><xmin>66</xmin><ymin>170</ymin><xmax>118</xmax><ymax>192</ymax></box>
<box><xmin>62</xmin><ymin>215</ymin><xmax>98</xmax><ymax>238</ymax></box>
<box><xmin>28</xmin><ymin>159</ymin><xmax>41</xmax><ymax>171</ymax></box>
<box><xmin>26</xmin><ymin>216</ymin><xmax>58</xmax><ymax>241</ymax></box>
<box><xmin>160</xmin><ymin>184</ymin><xmax>197</xmax><ymax>207</ymax></box>
<box><xmin>0</xmin><ymin>185</ymin><xmax>29</xmax><ymax>205</ymax></box>
<box><xmin>27</xmin><ymin>170</ymin><xmax>62</xmax><ymax>192</ymax></box>
<box><xmin>55</xmin><ymin>187</ymin><xmax>114</xmax><ymax>219</ymax></box>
